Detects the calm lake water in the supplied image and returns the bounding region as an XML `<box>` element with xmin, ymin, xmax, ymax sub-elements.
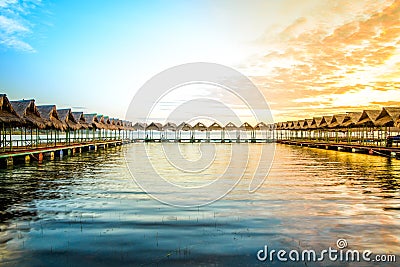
<box><xmin>0</xmin><ymin>143</ymin><xmax>399</xmax><ymax>266</ymax></box>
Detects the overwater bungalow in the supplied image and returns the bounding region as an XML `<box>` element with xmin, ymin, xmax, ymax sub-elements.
<box><xmin>57</xmin><ymin>109</ymin><xmax>80</xmax><ymax>131</ymax></box>
<box><xmin>207</xmin><ymin>122</ymin><xmax>223</xmax><ymax>139</ymax></box>
<box><xmin>57</xmin><ymin>108</ymin><xmax>81</xmax><ymax>144</ymax></box>
<box><xmin>0</xmin><ymin>94</ymin><xmax>21</xmax><ymax>127</ymax></box>
<box><xmin>11</xmin><ymin>99</ymin><xmax>47</xmax><ymax>130</ymax></box>
<box><xmin>37</xmin><ymin>105</ymin><xmax>66</xmax><ymax>131</ymax></box>
<box><xmin>72</xmin><ymin>112</ymin><xmax>89</xmax><ymax>129</ymax></box>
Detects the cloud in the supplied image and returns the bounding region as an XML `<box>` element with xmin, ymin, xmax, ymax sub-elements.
<box><xmin>0</xmin><ymin>0</ymin><xmax>42</xmax><ymax>52</ymax></box>
<box><xmin>245</xmin><ymin>0</ymin><xmax>400</xmax><ymax>121</ymax></box>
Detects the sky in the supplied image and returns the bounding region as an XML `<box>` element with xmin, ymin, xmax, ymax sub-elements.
<box><xmin>0</xmin><ymin>0</ymin><xmax>399</xmax><ymax>123</ymax></box>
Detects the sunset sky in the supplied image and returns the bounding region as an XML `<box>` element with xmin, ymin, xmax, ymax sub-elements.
<box><xmin>0</xmin><ymin>0</ymin><xmax>399</xmax><ymax>123</ymax></box>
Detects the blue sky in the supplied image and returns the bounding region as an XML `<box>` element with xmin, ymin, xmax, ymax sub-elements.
<box><xmin>1</xmin><ymin>0</ymin><xmax>267</xmax><ymax>119</ymax></box>
<box><xmin>1</xmin><ymin>0</ymin><xmax>399</xmax><ymax>122</ymax></box>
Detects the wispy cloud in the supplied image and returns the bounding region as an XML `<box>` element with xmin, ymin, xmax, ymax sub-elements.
<box><xmin>244</xmin><ymin>0</ymin><xmax>400</xmax><ymax>121</ymax></box>
<box><xmin>0</xmin><ymin>0</ymin><xmax>42</xmax><ymax>52</ymax></box>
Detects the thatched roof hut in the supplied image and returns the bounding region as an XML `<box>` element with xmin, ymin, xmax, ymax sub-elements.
<box><xmin>309</xmin><ymin>117</ymin><xmax>322</xmax><ymax>129</ymax></box>
<box><xmin>146</xmin><ymin>122</ymin><xmax>162</xmax><ymax>131</ymax></box>
<box><xmin>239</xmin><ymin>122</ymin><xmax>253</xmax><ymax>131</ymax></box>
<box><xmin>35</xmin><ymin>105</ymin><xmax>65</xmax><ymax>130</ymax></box>
<box><xmin>254</xmin><ymin>122</ymin><xmax>268</xmax><ymax>130</ymax></box>
<box><xmin>95</xmin><ymin>115</ymin><xmax>109</xmax><ymax>130</ymax></box>
<box><xmin>293</xmin><ymin>120</ymin><xmax>303</xmax><ymax>130</ymax></box>
<box><xmin>208</xmin><ymin>122</ymin><xmax>223</xmax><ymax>131</ymax></box>
<box><xmin>84</xmin><ymin>114</ymin><xmax>102</xmax><ymax>129</ymax></box>
<box><xmin>57</xmin><ymin>108</ymin><xmax>80</xmax><ymax>130</ymax></box>
<box><xmin>0</xmin><ymin>94</ymin><xmax>22</xmax><ymax>126</ymax></box>
<box><xmin>341</xmin><ymin>112</ymin><xmax>362</xmax><ymax>128</ymax></box>
<box><xmin>133</xmin><ymin>122</ymin><xmax>146</xmax><ymax>130</ymax></box>
<box><xmin>288</xmin><ymin>121</ymin><xmax>296</xmax><ymax>130</ymax></box>
<box><xmin>224</xmin><ymin>122</ymin><xmax>238</xmax><ymax>131</ymax></box>
<box><xmin>356</xmin><ymin>110</ymin><xmax>381</xmax><ymax>127</ymax></box>
<box><xmin>72</xmin><ymin>112</ymin><xmax>89</xmax><ymax>129</ymax></box>
<box><xmin>10</xmin><ymin>99</ymin><xmax>47</xmax><ymax>129</ymax></box>
<box><xmin>303</xmin><ymin>119</ymin><xmax>314</xmax><ymax>130</ymax></box>
<box><xmin>177</xmin><ymin>122</ymin><xmax>192</xmax><ymax>131</ymax></box>
<box><xmin>329</xmin><ymin>114</ymin><xmax>347</xmax><ymax>128</ymax></box>
<box><xmin>163</xmin><ymin>122</ymin><xmax>177</xmax><ymax>131</ymax></box>
<box><xmin>108</xmin><ymin>118</ymin><xmax>119</xmax><ymax>130</ymax></box>
<box><xmin>319</xmin><ymin>116</ymin><xmax>333</xmax><ymax>128</ymax></box>
<box><xmin>193</xmin><ymin>122</ymin><xmax>207</xmax><ymax>131</ymax></box>
<box><xmin>374</xmin><ymin>107</ymin><xmax>400</xmax><ymax>127</ymax></box>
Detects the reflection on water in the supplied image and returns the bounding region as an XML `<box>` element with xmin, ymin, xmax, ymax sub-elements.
<box><xmin>0</xmin><ymin>144</ymin><xmax>399</xmax><ymax>266</ymax></box>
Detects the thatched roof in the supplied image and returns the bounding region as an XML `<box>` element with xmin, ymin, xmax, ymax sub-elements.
<box><xmin>329</xmin><ymin>114</ymin><xmax>347</xmax><ymax>128</ymax></box>
<box><xmin>106</xmin><ymin>118</ymin><xmax>115</xmax><ymax>130</ymax></box>
<box><xmin>356</xmin><ymin>110</ymin><xmax>381</xmax><ymax>126</ymax></box>
<box><xmin>303</xmin><ymin>119</ymin><xmax>314</xmax><ymax>130</ymax></box>
<box><xmin>95</xmin><ymin>115</ymin><xmax>109</xmax><ymax>130</ymax></box>
<box><xmin>72</xmin><ymin>111</ymin><xmax>89</xmax><ymax>129</ymax></box>
<box><xmin>293</xmin><ymin>120</ymin><xmax>303</xmax><ymax>130</ymax></box>
<box><xmin>163</xmin><ymin>122</ymin><xmax>177</xmax><ymax>131</ymax></box>
<box><xmin>11</xmin><ymin>99</ymin><xmax>47</xmax><ymax>129</ymax></box>
<box><xmin>224</xmin><ymin>122</ymin><xmax>238</xmax><ymax>131</ymax></box>
<box><xmin>57</xmin><ymin>108</ymin><xmax>80</xmax><ymax>130</ymax></box>
<box><xmin>374</xmin><ymin>107</ymin><xmax>400</xmax><ymax>127</ymax></box>
<box><xmin>193</xmin><ymin>122</ymin><xmax>207</xmax><ymax>131</ymax></box>
<box><xmin>177</xmin><ymin>122</ymin><xmax>192</xmax><ymax>131</ymax></box>
<box><xmin>208</xmin><ymin>122</ymin><xmax>223</xmax><ymax>131</ymax></box>
<box><xmin>254</xmin><ymin>122</ymin><xmax>268</xmax><ymax>130</ymax></box>
<box><xmin>239</xmin><ymin>122</ymin><xmax>253</xmax><ymax>131</ymax></box>
<box><xmin>341</xmin><ymin>112</ymin><xmax>362</xmax><ymax>127</ymax></box>
<box><xmin>84</xmin><ymin>114</ymin><xmax>102</xmax><ymax>129</ymax></box>
<box><xmin>37</xmin><ymin>105</ymin><xmax>66</xmax><ymax>130</ymax></box>
<box><xmin>319</xmin><ymin>116</ymin><xmax>333</xmax><ymax>128</ymax></box>
<box><xmin>0</xmin><ymin>94</ymin><xmax>22</xmax><ymax>126</ymax></box>
<box><xmin>309</xmin><ymin>117</ymin><xmax>322</xmax><ymax>129</ymax></box>
<box><xmin>146</xmin><ymin>122</ymin><xmax>162</xmax><ymax>131</ymax></box>
<box><xmin>133</xmin><ymin>122</ymin><xmax>146</xmax><ymax>130</ymax></box>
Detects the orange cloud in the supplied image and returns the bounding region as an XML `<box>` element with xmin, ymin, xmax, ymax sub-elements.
<box><xmin>246</xmin><ymin>0</ymin><xmax>400</xmax><ymax>122</ymax></box>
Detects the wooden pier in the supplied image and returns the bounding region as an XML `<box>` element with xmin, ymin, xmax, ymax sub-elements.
<box><xmin>0</xmin><ymin>140</ymin><xmax>126</xmax><ymax>167</ymax></box>
<box><xmin>277</xmin><ymin>140</ymin><xmax>400</xmax><ymax>159</ymax></box>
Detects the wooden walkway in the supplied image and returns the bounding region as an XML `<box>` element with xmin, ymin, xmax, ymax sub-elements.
<box><xmin>277</xmin><ymin>140</ymin><xmax>400</xmax><ymax>159</ymax></box>
<box><xmin>0</xmin><ymin>140</ymin><xmax>126</xmax><ymax>167</ymax></box>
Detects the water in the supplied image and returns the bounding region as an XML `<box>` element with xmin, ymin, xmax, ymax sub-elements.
<box><xmin>0</xmin><ymin>144</ymin><xmax>399</xmax><ymax>266</ymax></box>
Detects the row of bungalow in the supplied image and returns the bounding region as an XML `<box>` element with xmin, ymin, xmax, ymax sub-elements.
<box><xmin>1</xmin><ymin>93</ymin><xmax>400</xmax><ymax>149</ymax></box>
<box><xmin>273</xmin><ymin>108</ymin><xmax>400</xmax><ymax>147</ymax></box>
